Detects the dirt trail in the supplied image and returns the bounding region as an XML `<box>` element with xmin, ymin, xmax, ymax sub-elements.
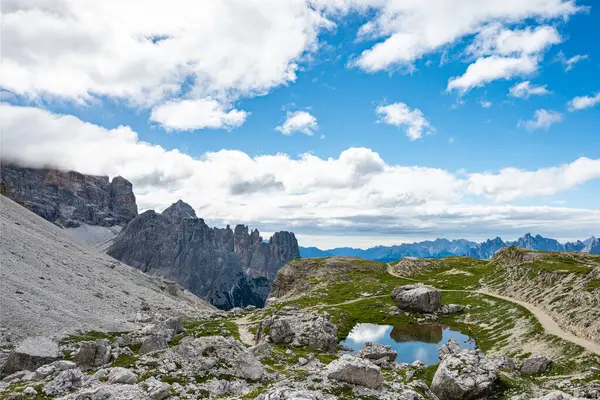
<box><xmin>235</xmin><ymin>315</ymin><xmax>257</xmax><ymax>347</ymax></box>
<box><xmin>387</xmin><ymin>262</ymin><xmax>600</xmax><ymax>356</ymax></box>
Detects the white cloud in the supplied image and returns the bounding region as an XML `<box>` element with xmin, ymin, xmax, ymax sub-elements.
<box><xmin>467</xmin><ymin>25</ymin><xmax>562</xmax><ymax>57</ymax></box>
<box><xmin>376</xmin><ymin>102</ymin><xmax>434</xmax><ymax>140</ymax></box>
<box><xmin>2</xmin><ymin>104</ymin><xmax>599</xmax><ymax>244</ymax></box>
<box><xmin>557</xmin><ymin>51</ymin><xmax>589</xmax><ymax>71</ymax></box>
<box><xmin>0</xmin><ymin>0</ymin><xmax>333</xmax><ymax>128</ymax></box>
<box><xmin>276</xmin><ymin>111</ymin><xmax>319</xmax><ymax>136</ymax></box>
<box><xmin>448</xmin><ymin>24</ymin><xmax>561</xmax><ymax>93</ymax></box>
<box><xmin>150</xmin><ymin>99</ymin><xmax>248</xmax><ymax>131</ymax></box>
<box><xmin>447</xmin><ymin>56</ymin><xmax>538</xmax><ymax>93</ymax></box>
<box><xmin>567</xmin><ymin>92</ymin><xmax>600</xmax><ymax>112</ymax></box>
<box><xmin>509</xmin><ymin>81</ymin><xmax>551</xmax><ymax>99</ymax></box>
<box><xmin>480</xmin><ymin>100</ymin><xmax>492</xmax><ymax>108</ymax></box>
<box><xmin>518</xmin><ymin>109</ymin><xmax>563</xmax><ymax>130</ymax></box>
<box><xmin>342</xmin><ymin>0</ymin><xmax>579</xmax><ymax>72</ymax></box>
<box><xmin>467</xmin><ymin>157</ymin><xmax>600</xmax><ymax>202</ymax></box>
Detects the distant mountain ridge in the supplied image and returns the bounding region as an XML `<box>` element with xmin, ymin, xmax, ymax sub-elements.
<box><xmin>300</xmin><ymin>233</ymin><xmax>599</xmax><ymax>260</ymax></box>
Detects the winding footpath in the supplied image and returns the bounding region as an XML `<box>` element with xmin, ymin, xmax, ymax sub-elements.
<box><xmin>386</xmin><ymin>264</ymin><xmax>600</xmax><ymax>356</ymax></box>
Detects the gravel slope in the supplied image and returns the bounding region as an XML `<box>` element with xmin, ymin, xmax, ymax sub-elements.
<box><xmin>0</xmin><ymin>196</ymin><xmax>214</xmax><ymax>344</ymax></box>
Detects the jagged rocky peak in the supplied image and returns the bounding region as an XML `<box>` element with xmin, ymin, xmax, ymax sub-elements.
<box><xmin>107</xmin><ymin>203</ymin><xmax>300</xmax><ymax>309</ymax></box>
<box><xmin>162</xmin><ymin>199</ymin><xmax>197</xmax><ymax>222</ymax></box>
<box><xmin>0</xmin><ymin>164</ymin><xmax>137</xmax><ymax>227</ymax></box>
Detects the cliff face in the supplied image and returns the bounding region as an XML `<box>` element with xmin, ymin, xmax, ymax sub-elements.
<box><xmin>0</xmin><ymin>164</ymin><xmax>137</xmax><ymax>227</ymax></box>
<box><xmin>107</xmin><ymin>200</ymin><xmax>299</xmax><ymax>309</ymax></box>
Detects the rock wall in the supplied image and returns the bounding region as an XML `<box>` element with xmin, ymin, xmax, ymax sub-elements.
<box><xmin>1</xmin><ymin>164</ymin><xmax>137</xmax><ymax>227</ymax></box>
<box><xmin>107</xmin><ymin>200</ymin><xmax>299</xmax><ymax>309</ymax></box>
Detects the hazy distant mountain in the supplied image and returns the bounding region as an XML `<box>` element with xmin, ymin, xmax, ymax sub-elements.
<box><xmin>300</xmin><ymin>233</ymin><xmax>599</xmax><ymax>261</ymax></box>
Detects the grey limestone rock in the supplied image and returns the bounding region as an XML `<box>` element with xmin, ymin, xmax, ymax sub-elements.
<box><xmin>1</xmin><ymin>336</ymin><xmax>61</xmax><ymax>375</ymax></box>
<box><xmin>438</xmin><ymin>338</ymin><xmax>461</xmax><ymax>361</ymax></box>
<box><xmin>430</xmin><ymin>348</ymin><xmax>499</xmax><ymax>400</ymax></box>
<box><xmin>258</xmin><ymin>311</ymin><xmax>337</xmax><ymax>353</ymax></box>
<box><xmin>139</xmin><ymin>335</ymin><xmax>168</xmax><ymax>354</ymax></box>
<box><xmin>141</xmin><ymin>377</ymin><xmax>170</xmax><ymax>400</ymax></box>
<box><xmin>71</xmin><ymin>340</ymin><xmax>112</xmax><ymax>370</ymax></box>
<box><xmin>107</xmin><ymin>367</ymin><xmax>137</xmax><ymax>384</ymax></box>
<box><xmin>171</xmin><ymin>335</ymin><xmax>265</xmax><ymax>381</ymax></box>
<box><xmin>326</xmin><ymin>354</ymin><xmax>384</xmax><ymax>389</ymax></box>
<box><xmin>255</xmin><ymin>386</ymin><xmax>322</xmax><ymax>399</ymax></box>
<box><xmin>43</xmin><ymin>368</ymin><xmax>84</xmax><ymax>396</ymax></box>
<box><xmin>358</xmin><ymin>341</ymin><xmax>398</xmax><ymax>363</ymax></box>
<box><xmin>391</xmin><ymin>285</ymin><xmax>441</xmax><ymax>313</ymax></box>
<box><xmin>521</xmin><ymin>355</ymin><xmax>552</xmax><ymax>375</ymax></box>
<box><xmin>0</xmin><ymin>164</ymin><xmax>137</xmax><ymax>227</ymax></box>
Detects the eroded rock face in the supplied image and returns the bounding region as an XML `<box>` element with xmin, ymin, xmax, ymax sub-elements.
<box><xmin>107</xmin><ymin>367</ymin><xmax>138</xmax><ymax>384</ymax></box>
<box><xmin>0</xmin><ymin>164</ymin><xmax>137</xmax><ymax>227</ymax></box>
<box><xmin>521</xmin><ymin>355</ymin><xmax>552</xmax><ymax>375</ymax></box>
<box><xmin>391</xmin><ymin>285</ymin><xmax>441</xmax><ymax>313</ymax></box>
<box><xmin>431</xmin><ymin>349</ymin><xmax>499</xmax><ymax>400</ymax></box>
<box><xmin>326</xmin><ymin>355</ymin><xmax>384</xmax><ymax>389</ymax></box>
<box><xmin>258</xmin><ymin>311</ymin><xmax>338</xmax><ymax>353</ymax></box>
<box><xmin>170</xmin><ymin>335</ymin><xmax>264</xmax><ymax>381</ymax></box>
<box><xmin>1</xmin><ymin>336</ymin><xmax>61</xmax><ymax>375</ymax></box>
<box><xmin>107</xmin><ymin>200</ymin><xmax>299</xmax><ymax>309</ymax></box>
<box><xmin>438</xmin><ymin>338</ymin><xmax>461</xmax><ymax>361</ymax></box>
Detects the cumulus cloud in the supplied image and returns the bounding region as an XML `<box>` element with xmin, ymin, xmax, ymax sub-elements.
<box><xmin>276</xmin><ymin>111</ymin><xmax>318</xmax><ymax>136</ymax></box>
<box><xmin>567</xmin><ymin>92</ymin><xmax>600</xmax><ymax>112</ymax></box>
<box><xmin>344</xmin><ymin>1</ymin><xmax>579</xmax><ymax>73</ymax></box>
<box><xmin>518</xmin><ymin>109</ymin><xmax>563</xmax><ymax>130</ymax></box>
<box><xmin>150</xmin><ymin>99</ymin><xmax>248</xmax><ymax>131</ymax></box>
<box><xmin>509</xmin><ymin>81</ymin><xmax>551</xmax><ymax>99</ymax></box>
<box><xmin>2</xmin><ymin>104</ymin><xmax>599</xmax><ymax>243</ymax></box>
<box><xmin>376</xmin><ymin>102</ymin><xmax>434</xmax><ymax>140</ymax></box>
<box><xmin>448</xmin><ymin>56</ymin><xmax>538</xmax><ymax>93</ymax></box>
<box><xmin>0</xmin><ymin>0</ymin><xmax>333</xmax><ymax>129</ymax></box>
<box><xmin>480</xmin><ymin>100</ymin><xmax>492</xmax><ymax>108</ymax></box>
<box><xmin>448</xmin><ymin>25</ymin><xmax>561</xmax><ymax>93</ymax></box>
<box><xmin>556</xmin><ymin>51</ymin><xmax>589</xmax><ymax>71</ymax></box>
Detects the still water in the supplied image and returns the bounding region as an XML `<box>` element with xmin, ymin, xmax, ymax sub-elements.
<box><xmin>340</xmin><ymin>323</ymin><xmax>475</xmax><ymax>365</ymax></box>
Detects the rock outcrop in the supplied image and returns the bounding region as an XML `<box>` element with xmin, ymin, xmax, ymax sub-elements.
<box><xmin>520</xmin><ymin>355</ymin><xmax>552</xmax><ymax>375</ymax></box>
<box><xmin>391</xmin><ymin>285</ymin><xmax>441</xmax><ymax>313</ymax></box>
<box><xmin>1</xmin><ymin>164</ymin><xmax>137</xmax><ymax>228</ymax></box>
<box><xmin>0</xmin><ymin>336</ymin><xmax>61</xmax><ymax>375</ymax></box>
<box><xmin>107</xmin><ymin>200</ymin><xmax>299</xmax><ymax>309</ymax></box>
<box><xmin>431</xmin><ymin>348</ymin><xmax>499</xmax><ymax>400</ymax></box>
<box><xmin>257</xmin><ymin>310</ymin><xmax>338</xmax><ymax>353</ymax></box>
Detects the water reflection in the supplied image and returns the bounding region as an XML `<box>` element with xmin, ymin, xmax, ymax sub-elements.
<box><xmin>340</xmin><ymin>323</ymin><xmax>474</xmax><ymax>365</ymax></box>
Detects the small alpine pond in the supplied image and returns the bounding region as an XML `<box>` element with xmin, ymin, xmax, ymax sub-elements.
<box><xmin>340</xmin><ymin>323</ymin><xmax>475</xmax><ymax>365</ymax></box>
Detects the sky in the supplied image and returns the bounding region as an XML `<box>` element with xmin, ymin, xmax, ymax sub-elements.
<box><xmin>1</xmin><ymin>0</ymin><xmax>599</xmax><ymax>248</ymax></box>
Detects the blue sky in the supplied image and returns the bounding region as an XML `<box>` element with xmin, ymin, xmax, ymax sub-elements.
<box><xmin>1</xmin><ymin>0</ymin><xmax>599</xmax><ymax>247</ymax></box>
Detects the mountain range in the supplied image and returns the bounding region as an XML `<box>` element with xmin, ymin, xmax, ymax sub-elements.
<box><xmin>301</xmin><ymin>234</ymin><xmax>599</xmax><ymax>261</ymax></box>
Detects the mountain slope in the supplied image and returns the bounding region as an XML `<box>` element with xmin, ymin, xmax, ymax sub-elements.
<box><xmin>107</xmin><ymin>200</ymin><xmax>300</xmax><ymax>309</ymax></box>
<box><xmin>0</xmin><ymin>196</ymin><xmax>213</xmax><ymax>344</ymax></box>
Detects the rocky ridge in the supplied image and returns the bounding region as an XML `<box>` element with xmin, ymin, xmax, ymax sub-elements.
<box><xmin>1</xmin><ymin>164</ymin><xmax>137</xmax><ymax>229</ymax></box>
<box><xmin>107</xmin><ymin>200</ymin><xmax>300</xmax><ymax>310</ymax></box>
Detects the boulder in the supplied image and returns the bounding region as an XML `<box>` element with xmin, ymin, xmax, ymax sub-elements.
<box><xmin>139</xmin><ymin>335</ymin><xmax>168</xmax><ymax>354</ymax></box>
<box><xmin>43</xmin><ymin>368</ymin><xmax>84</xmax><ymax>396</ymax></box>
<box><xmin>326</xmin><ymin>354</ymin><xmax>384</xmax><ymax>389</ymax></box>
<box><xmin>141</xmin><ymin>377</ymin><xmax>171</xmax><ymax>400</ymax></box>
<box><xmin>521</xmin><ymin>355</ymin><xmax>552</xmax><ymax>375</ymax></box>
<box><xmin>255</xmin><ymin>386</ymin><xmax>320</xmax><ymax>399</ymax></box>
<box><xmin>107</xmin><ymin>367</ymin><xmax>138</xmax><ymax>384</ymax></box>
<box><xmin>534</xmin><ymin>391</ymin><xmax>574</xmax><ymax>400</ymax></box>
<box><xmin>438</xmin><ymin>338</ymin><xmax>461</xmax><ymax>361</ymax></box>
<box><xmin>71</xmin><ymin>339</ymin><xmax>111</xmax><ymax>370</ymax></box>
<box><xmin>23</xmin><ymin>386</ymin><xmax>38</xmax><ymax>396</ymax></box>
<box><xmin>171</xmin><ymin>336</ymin><xmax>264</xmax><ymax>381</ymax></box>
<box><xmin>34</xmin><ymin>360</ymin><xmax>77</xmax><ymax>380</ymax></box>
<box><xmin>390</xmin><ymin>285</ymin><xmax>441</xmax><ymax>313</ymax></box>
<box><xmin>250</xmin><ymin>343</ymin><xmax>274</xmax><ymax>359</ymax></box>
<box><xmin>438</xmin><ymin>304</ymin><xmax>464</xmax><ymax>314</ymax></box>
<box><xmin>431</xmin><ymin>349</ymin><xmax>499</xmax><ymax>400</ymax></box>
<box><xmin>357</xmin><ymin>342</ymin><xmax>398</xmax><ymax>363</ymax></box>
<box><xmin>0</xmin><ymin>336</ymin><xmax>61</xmax><ymax>375</ymax></box>
<box><xmin>490</xmin><ymin>355</ymin><xmax>516</xmax><ymax>371</ymax></box>
<box><xmin>259</xmin><ymin>311</ymin><xmax>337</xmax><ymax>353</ymax></box>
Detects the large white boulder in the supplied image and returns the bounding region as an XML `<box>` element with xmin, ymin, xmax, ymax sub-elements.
<box><xmin>390</xmin><ymin>285</ymin><xmax>441</xmax><ymax>313</ymax></box>
<box><xmin>326</xmin><ymin>354</ymin><xmax>384</xmax><ymax>389</ymax></box>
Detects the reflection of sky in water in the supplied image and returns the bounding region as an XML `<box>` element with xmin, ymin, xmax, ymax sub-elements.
<box><xmin>340</xmin><ymin>323</ymin><xmax>475</xmax><ymax>365</ymax></box>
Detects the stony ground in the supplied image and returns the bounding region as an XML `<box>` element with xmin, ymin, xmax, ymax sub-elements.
<box><xmin>0</xmin><ymin>196</ymin><xmax>214</xmax><ymax>346</ymax></box>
